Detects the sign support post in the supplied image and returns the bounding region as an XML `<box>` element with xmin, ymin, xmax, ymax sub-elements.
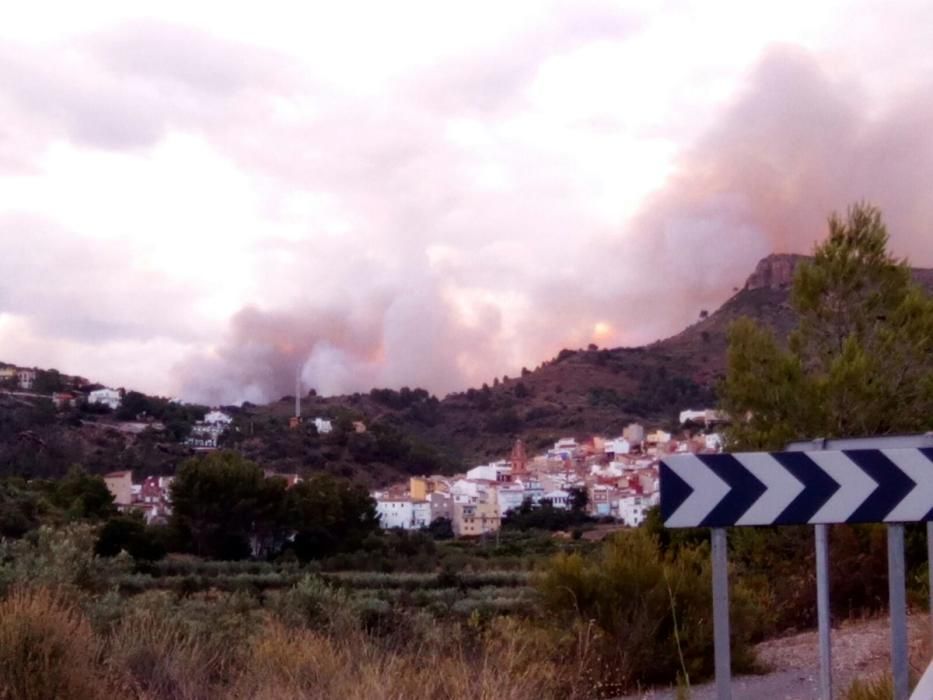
<box><xmin>711</xmin><ymin>527</ymin><xmax>731</xmax><ymax>700</ymax></box>
<box><xmin>888</xmin><ymin>524</ymin><xmax>909</xmax><ymax>700</ymax></box>
<box><xmin>928</xmin><ymin>521</ymin><xmax>933</xmax><ymax>650</ymax></box>
<box><xmin>660</xmin><ymin>438</ymin><xmax>933</xmax><ymax>696</ymax></box>
<box><xmin>815</xmin><ymin>523</ymin><xmax>832</xmax><ymax>700</ymax></box>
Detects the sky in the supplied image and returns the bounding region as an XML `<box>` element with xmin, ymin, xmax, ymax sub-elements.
<box><xmin>1</xmin><ymin>0</ymin><xmax>932</xmax><ymax>404</ymax></box>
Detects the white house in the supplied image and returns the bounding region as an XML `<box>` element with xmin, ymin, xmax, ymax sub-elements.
<box><xmin>645</xmin><ymin>429</ymin><xmax>672</xmax><ymax>445</ymax></box>
<box><xmin>517</xmin><ymin>477</ymin><xmax>545</xmax><ymax>505</ymax></box>
<box><xmin>606</xmin><ymin>437</ymin><xmax>631</xmax><ymax>457</ymax></box>
<box><xmin>451</xmin><ymin>479</ymin><xmax>484</xmax><ymax>504</ymax></box>
<box><xmin>89</xmin><ymin>388</ymin><xmax>122</xmax><ymax>410</ymax></box>
<box><xmin>466</xmin><ymin>462</ymin><xmax>512</xmax><ymax>482</ymax></box>
<box><xmin>705</xmin><ymin>433</ymin><xmax>724</xmax><ymax>452</ymax></box>
<box><xmin>679</xmin><ymin>409</ymin><xmax>708</xmax><ymax>425</ymax></box>
<box><xmin>493</xmin><ymin>483</ymin><xmax>526</xmax><ymax>514</ymax></box>
<box><xmin>204</xmin><ymin>410</ymin><xmax>233</xmax><ymax>425</ymax></box>
<box><xmin>617</xmin><ymin>494</ymin><xmax>649</xmax><ymax>527</ymax></box>
<box><xmin>412</xmin><ymin>500</ymin><xmax>432</xmax><ymax>529</ymax></box>
<box><xmin>547</xmin><ymin>437</ymin><xmax>579</xmax><ymax>460</ymax></box>
<box><xmin>376</xmin><ymin>498</ymin><xmax>415</xmax><ymax>529</ymax></box>
<box><xmin>542</xmin><ymin>489</ymin><xmax>571</xmax><ymax>509</ymax></box>
<box><xmin>313</xmin><ymin>418</ymin><xmax>333</xmax><ymax>434</ymax></box>
<box><xmin>591</xmin><ymin>462</ymin><xmax>624</xmax><ymax>479</ymax></box>
<box><xmin>17</xmin><ymin>369</ymin><xmax>36</xmax><ymax>390</ymax></box>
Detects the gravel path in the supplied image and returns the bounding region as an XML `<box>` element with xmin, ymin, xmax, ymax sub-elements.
<box><xmin>617</xmin><ymin>615</ymin><xmax>929</xmax><ymax>700</ymax></box>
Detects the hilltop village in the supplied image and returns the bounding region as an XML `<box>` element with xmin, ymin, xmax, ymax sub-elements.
<box><xmin>1</xmin><ymin>361</ymin><xmax>727</xmax><ymax>538</ymax></box>
<box><xmin>372</xmin><ymin>412</ymin><xmax>725</xmax><ymax>537</ymax></box>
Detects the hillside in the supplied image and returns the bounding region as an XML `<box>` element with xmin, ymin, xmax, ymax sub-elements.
<box><xmin>3</xmin><ymin>254</ymin><xmax>931</xmax><ymax>485</ymax></box>
<box><xmin>231</xmin><ymin>253</ymin><xmax>933</xmax><ymax>472</ymax></box>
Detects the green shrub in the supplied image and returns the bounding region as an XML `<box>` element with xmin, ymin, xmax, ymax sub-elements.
<box><xmin>270</xmin><ymin>575</ymin><xmax>362</xmax><ymax>634</ymax></box>
<box><xmin>0</xmin><ymin>524</ymin><xmax>127</xmax><ymax>594</ymax></box>
<box><xmin>538</xmin><ymin>529</ymin><xmax>762</xmax><ymax>692</ymax></box>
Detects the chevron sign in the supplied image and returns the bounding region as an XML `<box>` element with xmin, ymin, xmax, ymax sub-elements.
<box><xmin>660</xmin><ymin>449</ymin><xmax>933</xmax><ymax>528</ymax></box>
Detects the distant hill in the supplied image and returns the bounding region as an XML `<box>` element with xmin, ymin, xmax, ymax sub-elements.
<box><xmin>3</xmin><ymin>254</ymin><xmax>931</xmax><ymax>485</ymax></box>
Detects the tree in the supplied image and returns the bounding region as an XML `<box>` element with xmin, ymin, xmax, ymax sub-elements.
<box><xmin>95</xmin><ymin>513</ymin><xmax>166</xmax><ymax>560</ymax></box>
<box><xmin>32</xmin><ymin>369</ymin><xmax>65</xmax><ymax>395</ymax></box>
<box><xmin>721</xmin><ymin>203</ymin><xmax>933</xmax><ymax>449</ymax></box>
<box><xmin>170</xmin><ymin>451</ymin><xmax>268</xmax><ymax>559</ymax></box>
<box><xmin>0</xmin><ymin>479</ymin><xmax>41</xmax><ymax>538</ymax></box>
<box><xmin>286</xmin><ymin>474</ymin><xmax>378</xmax><ymax>561</ymax></box>
<box><xmin>569</xmin><ymin>486</ymin><xmax>589</xmax><ymax>513</ymax></box>
<box><xmin>50</xmin><ymin>466</ymin><xmax>116</xmax><ymax>521</ymax></box>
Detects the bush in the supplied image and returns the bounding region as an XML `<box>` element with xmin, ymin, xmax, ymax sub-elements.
<box><xmin>0</xmin><ymin>523</ymin><xmax>126</xmax><ymax>594</ymax></box>
<box><xmin>96</xmin><ymin>515</ymin><xmax>166</xmax><ymax>561</ymax></box>
<box><xmin>270</xmin><ymin>575</ymin><xmax>362</xmax><ymax>635</ymax></box>
<box><xmin>0</xmin><ymin>588</ymin><xmax>107</xmax><ymax>699</ymax></box>
<box><xmin>538</xmin><ymin>529</ymin><xmax>761</xmax><ymax>692</ymax></box>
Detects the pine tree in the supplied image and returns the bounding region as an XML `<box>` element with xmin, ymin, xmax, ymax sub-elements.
<box><xmin>721</xmin><ymin>203</ymin><xmax>933</xmax><ymax>449</ymax></box>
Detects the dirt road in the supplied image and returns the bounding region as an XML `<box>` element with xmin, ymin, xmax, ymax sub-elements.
<box><xmin>618</xmin><ymin>616</ymin><xmax>929</xmax><ymax>699</ymax></box>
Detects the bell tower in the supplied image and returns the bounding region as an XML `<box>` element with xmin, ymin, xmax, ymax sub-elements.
<box><xmin>510</xmin><ymin>439</ymin><xmax>528</xmax><ymax>474</ymax></box>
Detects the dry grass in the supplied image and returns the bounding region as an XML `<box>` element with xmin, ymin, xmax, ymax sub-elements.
<box><xmin>106</xmin><ymin>610</ymin><xmax>221</xmax><ymax>699</ymax></box>
<box><xmin>0</xmin><ymin>587</ymin><xmax>109</xmax><ymax>700</ymax></box>
<box><xmin>0</xmin><ymin>585</ymin><xmax>584</xmax><ymax>700</ymax></box>
<box><xmin>231</xmin><ymin>617</ymin><xmax>567</xmax><ymax>700</ymax></box>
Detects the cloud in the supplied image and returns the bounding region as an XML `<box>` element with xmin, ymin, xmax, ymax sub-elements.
<box><xmin>0</xmin><ymin>213</ymin><xmax>201</xmax><ymax>343</ymax></box>
<box><xmin>0</xmin><ymin>21</ymin><xmax>297</xmax><ymax>155</ymax></box>
<box><xmin>623</xmin><ymin>44</ymin><xmax>933</xmax><ymax>300</ymax></box>
<box><xmin>2</xmin><ymin>12</ymin><xmax>933</xmax><ymax>405</ymax></box>
<box><xmin>187</xmin><ymin>43</ymin><xmax>933</xmax><ymax>404</ymax></box>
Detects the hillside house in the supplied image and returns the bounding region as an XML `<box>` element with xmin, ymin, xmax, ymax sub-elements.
<box><xmin>428</xmin><ymin>491</ymin><xmax>452</xmax><ymax>522</ymax></box>
<box><xmin>52</xmin><ymin>392</ymin><xmax>77</xmax><ymax>409</ymax></box>
<box><xmin>376</xmin><ymin>497</ymin><xmax>414</xmax><ymax>529</ymax></box>
<box><xmin>588</xmin><ymin>483</ymin><xmax>612</xmax><ymax>517</ymax></box>
<box><xmin>89</xmin><ymin>388</ymin><xmax>122</xmax><ymax>410</ymax></box>
<box><xmin>606</xmin><ymin>437</ymin><xmax>631</xmax><ymax>457</ymax></box>
<box><xmin>135</xmin><ymin>475</ymin><xmax>174</xmax><ymax>524</ymax></box>
<box><xmin>547</xmin><ymin>437</ymin><xmax>579</xmax><ymax>461</ymax></box>
<box><xmin>104</xmin><ymin>471</ymin><xmax>133</xmax><ymax>506</ymax></box>
<box><xmin>622</xmin><ymin>423</ymin><xmax>645</xmax><ymax>444</ymax></box>
<box><xmin>493</xmin><ymin>482</ymin><xmax>526</xmax><ymax>514</ymax></box>
<box><xmin>616</xmin><ymin>493</ymin><xmax>650</xmax><ymax>526</ymax></box>
<box><xmin>17</xmin><ymin>368</ymin><xmax>36</xmax><ymax>390</ymax></box>
<box><xmin>452</xmin><ymin>500</ymin><xmax>500</xmax><ymax>537</ymax></box>
<box><xmin>204</xmin><ymin>409</ymin><xmax>233</xmax><ymax>425</ymax></box>
<box><xmin>517</xmin><ymin>476</ymin><xmax>545</xmax><ymax>505</ymax></box>
<box><xmin>705</xmin><ymin>433</ymin><xmax>723</xmax><ymax>451</ymax></box>
<box><xmin>542</xmin><ymin>489</ymin><xmax>570</xmax><ymax>509</ymax></box>
<box><xmin>313</xmin><ymin>418</ymin><xmax>333</xmax><ymax>434</ymax></box>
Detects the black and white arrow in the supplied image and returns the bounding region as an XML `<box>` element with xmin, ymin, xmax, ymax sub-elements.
<box><xmin>660</xmin><ymin>448</ymin><xmax>933</xmax><ymax>528</ymax></box>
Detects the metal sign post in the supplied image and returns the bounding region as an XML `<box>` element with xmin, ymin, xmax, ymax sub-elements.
<box><xmin>889</xmin><ymin>524</ymin><xmax>909</xmax><ymax>700</ymax></box>
<box><xmin>660</xmin><ymin>440</ymin><xmax>933</xmax><ymax>696</ymax></box>
<box><xmin>711</xmin><ymin>528</ymin><xmax>731</xmax><ymax>700</ymax></box>
<box><xmin>929</xmin><ymin>521</ymin><xmax>933</xmax><ymax>648</ymax></box>
<box><xmin>814</xmin><ymin>523</ymin><xmax>832</xmax><ymax>700</ymax></box>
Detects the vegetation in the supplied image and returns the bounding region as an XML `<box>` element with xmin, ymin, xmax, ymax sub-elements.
<box><xmin>539</xmin><ymin>530</ymin><xmax>762</xmax><ymax>693</ymax></box>
<box><xmin>722</xmin><ymin>203</ymin><xmax>933</xmax><ymax>449</ymax></box>
<box><xmin>708</xmin><ymin>205</ymin><xmax>933</xmax><ymax>636</ymax></box>
<box><xmin>1</xmin><ymin>203</ymin><xmax>931</xmax><ymax>696</ymax></box>
<box><xmin>170</xmin><ymin>451</ymin><xmax>378</xmax><ymax>561</ymax></box>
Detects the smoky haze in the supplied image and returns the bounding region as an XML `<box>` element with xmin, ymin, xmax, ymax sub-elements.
<box><xmin>177</xmin><ymin>45</ymin><xmax>933</xmax><ymax>405</ymax></box>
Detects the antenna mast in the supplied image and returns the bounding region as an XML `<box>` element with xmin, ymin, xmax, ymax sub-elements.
<box><xmin>295</xmin><ymin>365</ymin><xmax>301</xmax><ymax>420</ymax></box>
